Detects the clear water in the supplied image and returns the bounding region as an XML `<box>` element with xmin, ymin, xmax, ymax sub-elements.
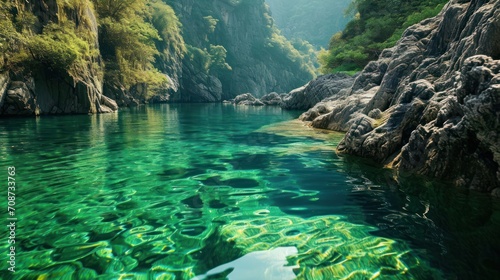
<box><xmin>0</xmin><ymin>104</ymin><xmax>499</xmax><ymax>279</ymax></box>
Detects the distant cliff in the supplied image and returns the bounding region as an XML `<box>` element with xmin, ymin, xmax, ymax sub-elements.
<box><xmin>295</xmin><ymin>0</ymin><xmax>500</xmax><ymax>194</ymax></box>
<box><xmin>167</xmin><ymin>0</ymin><xmax>315</xmax><ymax>102</ymax></box>
<box><xmin>265</xmin><ymin>0</ymin><xmax>352</xmax><ymax>48</ymax></box>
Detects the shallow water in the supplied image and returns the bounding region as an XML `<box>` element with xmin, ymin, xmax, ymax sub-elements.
<box><xmin>0</xmin><ymin>104</ymin><xmax>499</xmax><ymax>279</ymax></box>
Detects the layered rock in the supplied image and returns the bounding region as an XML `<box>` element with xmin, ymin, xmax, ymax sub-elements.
<box><xmin>300</xmin><ymin>0</ymin><xmax>500</xmax><ymax>193</ymax></box>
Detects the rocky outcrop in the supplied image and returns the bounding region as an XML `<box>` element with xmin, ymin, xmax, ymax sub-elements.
<box><xmin>281</xmin><ymin>74</ymin><xmax>355</xmax><ymax>110</ymax></box>
<box><xmin>260</xmin><ymin>92</ymin><xmax>284</xmax><ymax>105</ymax></box>
<box><xmin>0</xmin><ymin>73</ymin><xmax>9</xmax><ymax>111</ymax></box>
<box><xmin>300</xmin><ymin>0</ymin><xmax>500</xmax><ymax>193</ymax></box>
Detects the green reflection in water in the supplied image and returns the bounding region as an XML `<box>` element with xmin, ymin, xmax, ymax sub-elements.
<box><xmin>0</xmin><ymin>104</ymin><xmax>490</xmax><ymax>279</ymax></box>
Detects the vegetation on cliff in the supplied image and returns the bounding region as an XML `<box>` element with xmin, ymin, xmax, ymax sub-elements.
<box><xmin>0</xmin><ymin>0</ymin><xmax>187</xmax><ymax>101</ymax></box>
<box><xmin>1</xmin><ymin>0</ymin><xmax>317</xmax><ymax>106</ymax></box>
<box><xmin>319</xmin><ymin>0</ymin><xmax>448</xmax><ymax>73</ymax></box>
<box><xmin>167</xmin><ymin>0</ymin><xmax>316</xmax><ymax>99</ymax></box>
<box><xmin>0</xmin><ymin>0</ymin><xmax>96</xmax><ymax>75</ymax></box>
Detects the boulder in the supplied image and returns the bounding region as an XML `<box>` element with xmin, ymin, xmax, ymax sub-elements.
<box><xmin>1</xmin><ymin>81</ymin><xmax>38</xmax><ymax>115</ymax></box>
<box><xmin>226</xmin><ymin>93</ymin><xmax>265</xmax><ymax>106</ymax></box>
<box><xmin>281</xmin><ymin>73</ymin><xmax>355</xmax><ymax>110</ymax></box>
<box><xmin>260</xmin><ymin>92</ymin><xmax>282</xmax><ymax>105</ymax></box>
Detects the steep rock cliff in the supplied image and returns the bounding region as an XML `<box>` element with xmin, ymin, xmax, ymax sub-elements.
<box><xmin>301</xmin><ymin>0</ymin><xmax>500</xmax><ymax>193</ymax></box>
<box><xmin>0</xmin><ymin>0</ymin><xmax>117</xmax><ymax>116</ymax></box>
<box><xmin>167</xmin><ymin>0</ymin><xmax>315</xmax><ymax>102</ymax></box>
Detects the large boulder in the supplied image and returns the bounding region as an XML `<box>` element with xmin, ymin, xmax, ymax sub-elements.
<box><xmin>1</xmin><ymin>81</ymin><xmax>38</xmax><ymax>115</ymax></box>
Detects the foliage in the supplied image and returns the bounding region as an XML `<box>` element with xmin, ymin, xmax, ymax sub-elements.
<box><xmin>263</xmin><ymin>28</ymin><xmax>316</xmax><ymax>76</ymax></box>
<box><xmin>0</xmin><ymin>0</ymin><xmax>96</xmax><ymax>75</ymax></box>
<box><xmin>209</xmin><ymin>44</ymin><xmax>232</xmax><ymax>72</ymax></box>
<box><xmin>92</xmin><ymin>0</ymin><xmax>146</xmax><ymax>21</ymax></box>
<box><xmin>147</xmin><ymin>0</ymin><xmax>185</xmax><ymax>72</ymax></box>
<box><xmin>203</xmin><ymin>16</ymin><xmax>218</xmax><ymax>33</ymax></box>
<box><xmin>28</xmin><ymin>22</ymin><xmax>90</xmax><ymax>72</ymax></box>
<box><xmin>319</xmin><ymin>0</ymin><xmax>448</xmax><ymax>74</ymax></box>
<box><xmin>0</xmin><ymin>1</ymin><xmax>34</xmax><ymax>69</ymax></box>
<box><xmin>92</xmin><ymin>0</ymin><xmax>186</xmax><ymax>97</ymax></box>
<box><xmin>185</xmin><ymin>45</ymin><xmax>211</xmax><ymax>73</ymax></box>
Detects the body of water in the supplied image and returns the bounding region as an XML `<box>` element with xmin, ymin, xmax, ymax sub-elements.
<box><xmin>1</xmin><ymin>104</ymin><xmax>499</xmax><ymax>279</ymax></box>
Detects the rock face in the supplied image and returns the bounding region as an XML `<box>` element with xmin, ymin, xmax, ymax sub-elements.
<box><xmin>168</xmin><ymin>0</ymin><xmax>314</xmax><ymax>102</ymax></box>
<box><xmin>0</xmin><ymin>0</ymin><xmax>117</xmax><ymax>116</ymax></box>
<box><xmin>281</xmin><ymin>74</ymin><xmax>355</xmax><ymax>110</ymax></box>
<box><xmin>301</xmin><ymin>0</ymin><xmax>500</xmax><ymax>193</ymax></box>
<box><xmin>171</xmin><ymin>62</ymin><xmax>223</xmax><ymax>103</ymax></box>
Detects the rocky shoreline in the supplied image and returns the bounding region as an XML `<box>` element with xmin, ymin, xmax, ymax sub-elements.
<box><xmin>227</xmin><ymin>0</ymin><xmax>500</xmax><ymax>195</ymax></box>
<box><xmin>266</xmin><ymin>0</ymin><xmax>498</xmax><ymax>195</ymax></box>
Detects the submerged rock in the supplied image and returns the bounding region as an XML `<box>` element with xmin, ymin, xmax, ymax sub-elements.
<box><xmin>297</xmin><ymin>0</ymin><xmax>500</xmax><ymax>193</ymax></box>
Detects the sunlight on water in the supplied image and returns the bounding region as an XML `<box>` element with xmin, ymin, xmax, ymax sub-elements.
<box><xmin>0</xmin><ymin>104</ymin><xmax>499</xmax><ymax>279</ymax></box>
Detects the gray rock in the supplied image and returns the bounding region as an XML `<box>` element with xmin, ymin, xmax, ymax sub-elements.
<box><xmin>0</xmin><ymin>73</ymin><xmax>9</xmax><ymax>110</ymax></box>
<box><xmin>301</xmin><ymin>0</ymin><xmax>500</xmax><ymax>192</ymax></box>
<box><xmin>492</xmin><ymin>188</ymin><xmax>500</xmax><ymax>198</ymax></box>
<box><xmin>234</xmin><ymin>93</ymin><xmax>257</xmax><ymax>104</ymax></box>
<box><xmin>281</xmin><ymin>74</ymin><xmax>355</xmax><ymax>110</ymax></box>
<box><xmin>226</xmin><ymin>93</ymin><xmax>265</xmax><ymax>106</ymax></box>
<box><xmin>302</xmin><ymin>86</ymin><xmax>378</xmax><ymax>132</ymax></box>
<box><xmin>260</xmin><ymin>92</ymin><xmax>282</xmax><ymax>105</ymax></box>
<box><xmin>2</xmin><ymin>81</ymin><xmax>38</xmax><ymax>115</ymax></box>
<box><xmin>171</xmin><ymin>61</ymin><xmax>223</xmax><ymax>102</ymax></box>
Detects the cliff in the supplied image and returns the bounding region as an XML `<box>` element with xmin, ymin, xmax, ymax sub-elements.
<box><xmin>0</xmin><ymin>0</ymin><xmax>314</xmax><ymax>114</ymax></box>
<box><xmin>0</xmin><ymin>0</ymin><xmax>117</xmax><ymax>115</ymax></box>
<box><xmin>167</xmin><ymin>0</ymin><xmax>315</xmax><ymax>102</ymax></box>
<box><xmin>298</xmin><ymin>0</ymin><xmax>500</xmax><ymax>193</ymax></box>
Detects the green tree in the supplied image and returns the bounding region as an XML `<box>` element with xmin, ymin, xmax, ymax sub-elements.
<box><xmin>92</xmin><ymin>0</ymin><xmax>169</xmax><ymax>94</ymax></box>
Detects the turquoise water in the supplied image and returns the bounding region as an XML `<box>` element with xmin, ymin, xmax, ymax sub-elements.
<box><xmin>0</xmin><ymin>103</ymin><xmax>499</xmax><ymax>279</ymax></box>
